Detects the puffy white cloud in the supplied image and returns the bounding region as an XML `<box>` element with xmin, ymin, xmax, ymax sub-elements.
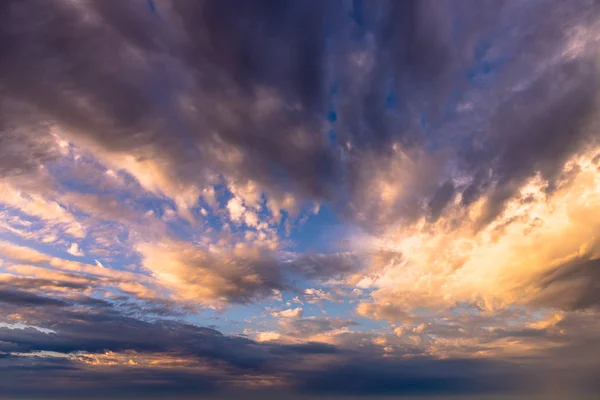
<box><xmin>66</xmin><ymin>243</ymin><xmax>84</xmax><ymax>257</ymax></box>
<box><xmin>271</xmin><ymin>308</ymin><xmax>303</xmax><ymax>318</ymax></box>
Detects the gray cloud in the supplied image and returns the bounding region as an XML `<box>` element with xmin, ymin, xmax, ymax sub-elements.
<box><xmin>279</xmin><ymin>316</ymin><xmax>359</xmax><ymax>338</ymax></box>
<box><xmin>0</xmin><ymin>98</ymin><xmax>60</xmax><ymax>177</ymax></box>
<box><xmin>0</xmin><ymin>289</ymin><xmax>69</xmax><ymax>308</ymax></box>
<box><xmin>289</xmin><ymin>252</ymin><xmax>364</xmax><ymax>281</ymax></box>
<box><xmin>2</xmin><ymin>294</ymin><xmax>600</xmax><ymax>398</ymax></box>
<box><xmin>536</xmin><ymin>258</ymin><xmax>600</xmax><ymax>311</ymax></box>
<box><xmin>1</xmin><ymin>0</ymin><xmax>597</xmax><ymax>230</ymax></box>
<box><xmin>470</xmin><ymin>58</ymin><xmax>599</xmax><ymax>228</ymax></box>
<box><xmin>0</xmin><ymin>354</ymin><xmax>219</xmax><ymax>399</ymax></box>
<box><xmin>428</xmin><ymin>180</ymin><xmax>456</xmax><ymax>221</ymax></box>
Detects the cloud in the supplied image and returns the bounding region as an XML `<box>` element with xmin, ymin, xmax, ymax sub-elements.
<box><xmin>535</xmin><ymin>258</ymin><xmax>600</xmax><ymax>311</ymax></box>
<box><xmin>0</xmin><ymin>241</ymin><xmax>52</xmax><ymax>265</ymax></box>
<box><xmin>0</xmin><ymin>98</ymin><xmax>61</xmax><ymax>177</ymax></box>
<box><xmin>227</xmin><ymin>197</ymin><xmax>246</xmax><ymax>222</ymax></box>
<box><xmin>1</xmin><ymin>268</ymin><xmax>98</xmax><ymax>293</ymax></box>
<box><xmin>0</xmin><ymin>301</ymin><xmax>341</xmax><ymax>382</ymax></box>
<box><xmin>2</xmin><ymin>0</ymin><xmax>600</xmax><ymax>397</ymax></box>
<box><xmin>271</xmin><ymin>308</ymin><xmax>303</xmax><ymax>319</ymax></box>
<box><xmin>66</xmin><ymin>243</ymin><xmax>84</xmax><ymax>257</ymax></box>
<box><xmin>1</xmin><ymin>279</ymin><xmax>600</xmax><ymax>398</ymax></box>
<box><xmin>1</xmin><ymin>0</ymin><xmax>598</xmax><ymax>241</ymax></box>
<box><xmin>0</xmin><ymin>241</ymin><xmax>146</xmax><ymax>284</ymax></box>
<box><xmin>259</xmin><ymin>314</ymin><xmax>360</xmax><ymax>346</ymax></box>
<box><xmin>2</xmin><ymin>0</ymin><xmax>595</xmax><ymax>230</ymax></box>
<box><xmin>289</xmin><ymin>253</ymin><xmax>364</xmax><ymax>282</ymax></box>
<box><xmin>0</xmin><ymin>180</ymin><xmax>85</xmax><ymax>238</ymax></box>
<box><xmin>0</xmin><ymin>289</ymin><xmax>69</xmax><ymax>308</ymax></box>
<box><xmin>136</xmin><ymin>239</ymin><xmax>285</xmax><ymax>306</ymax></box>
<box><xmin>0</xmin><ymin>0</ymin><xmax>337</xmax><ymax>215</ymax></box>
<box><xmin>280</xmin><ymin>317</ymin><xmax>358</xmax><ymax>339</ymax></box>
<box><xmin>302</xmin><ymin>288</ymin><xmax>342</xmax><ymax>305</ymax></box>
<box><xmin>355</xmin><ymin>146</ymin><xmax>600</xmax><ymax>321</ymax></box>
<box><xmin>0</xmin><ymin>241</ymin><xmax>161</xmax><ymax>306</ymax></box>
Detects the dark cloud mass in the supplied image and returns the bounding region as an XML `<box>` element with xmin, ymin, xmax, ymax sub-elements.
<box><xmin>0</xmin><ymin>289</ymin><xmax>69</xmax><ymax>307</ymax></box>
<box><xmin>0</xmin><ymin>300</ymin><xmax>583</xmax><ymax>398</ymax></box>
<box><xmin>2</xmin><ymin>0</ymin><xmax>600</xmax><ymax>398</ymax></box>
<box><xmin>1</xmin><ymin>0</ymin><xmax>597</xmax><ymax>225</ymax></box>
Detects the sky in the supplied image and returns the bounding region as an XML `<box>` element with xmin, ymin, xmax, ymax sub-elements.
<box><xmin>1</xmin><ymin>0</ymin><xmax>600</xmax><ymax>398</ymax></box>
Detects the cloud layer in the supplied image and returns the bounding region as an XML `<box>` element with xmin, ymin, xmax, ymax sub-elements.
<box><xmin>2</xmin><ymin>0</ymin><xmax>600</xmax><ymax>397</ymax></box>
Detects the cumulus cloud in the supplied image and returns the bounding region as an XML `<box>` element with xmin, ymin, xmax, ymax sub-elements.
<box><xmin>271</xmin><ymin>308</ymin><xmax>303</xmax><ymax>319</ymax></box>
<box><xmin>136</xmin><ymin>239</ymin><xmax>285</xmax><ymax>306</ymax></box>
<box><xmin>66</xmin><ymin>243</ymin><xmax>84</xmax><ymax>257</ymax></box>
<box><xmin>354</xmin><ymin>147</ymin><xmax>600</xmax><ymax>321</ymax></box>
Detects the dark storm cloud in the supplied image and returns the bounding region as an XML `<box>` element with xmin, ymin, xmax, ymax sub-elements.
<box><xmin>1</xmin><ymin>0</ymin><xmax>599</xmax><ymax>229</ymax></box>
<box><xmin>0</xmin><ymin>0</ymin><xmax>338</xmax><ymax>199</ymax></box>
<box><xmin>332</xmin><ymin>0</ymin><xmax>455</xmax><ymax>151</ymax></box>
<box><xmin>0</xmin><ymin>0</ymin><xmax>162</xmax><ymax>152</ymax></box>
<box><xmin>171</xmin><ymin>0</ymin><xmax>341</xmax><ymax>197</ymax></box>
<box><xmin>173</xmin><ymin>0</ymin><xmax>330</xmax><ymax>111</ymax></box>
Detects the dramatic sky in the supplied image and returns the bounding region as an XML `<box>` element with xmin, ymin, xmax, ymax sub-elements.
<box><xmin>1</xmin><ymin>0</ymin><xmax>600</xmax><ymax>398</ymax></box>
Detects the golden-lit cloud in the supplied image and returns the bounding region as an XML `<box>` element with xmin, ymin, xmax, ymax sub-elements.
<box><xmin>356</xmin><ymin>147</ymin><xmax>600</xmax><ymax>322</ymax></box>
<box><xmin>136</xmin><ymin>239</ymin><xmax>284</xmax><ymax>306</ymax></box>
<box><xmin>0</xmin><ymin>180</ymin><xmax>85</xmax><ymax>238</ymax></box>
